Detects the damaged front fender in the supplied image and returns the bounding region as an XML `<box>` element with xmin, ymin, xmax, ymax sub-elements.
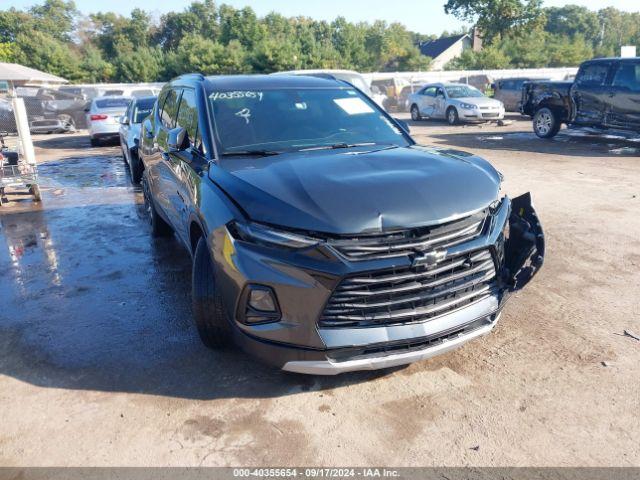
<box><xmin>505</xmin><ymin>192</ymin><xmax>545</xmax><ymax>291</ymax></box>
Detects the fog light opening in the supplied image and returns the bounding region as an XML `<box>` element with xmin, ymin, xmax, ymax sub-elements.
<box><xmin>240</xmin><ymin>285</ymin><xmax>281</xmax><ymax>325</ymax></box>
<box><xmin>249</xmin><ymin>287</ymin><xmax>277</xmax><ymax>312</ymax></box>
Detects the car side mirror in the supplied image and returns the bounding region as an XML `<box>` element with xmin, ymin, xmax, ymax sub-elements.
<box><xmin>168</xmin><ymin>127</ymin><xmax>187</xmax><ymax>152</ymax></box>
<box><xmin>394</xmin><ymin>118</ymin><xmax>410</xmax><ymax>134</ymax></box>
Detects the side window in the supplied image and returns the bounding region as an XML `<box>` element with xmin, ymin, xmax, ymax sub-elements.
<box><xmin>612</xmin><ymin>62</ymin><xmax>640</xmax><ymax>92</ymax></box>
<box><xmin>424</xmin><ymin>87</ymin><xmax>437</xmax><ymax>97</ymax></box>
<box><xmin>160</xmin><ymin>89</ymin><xmax>180</xmax><ymax>129</ymax></box>
<box><xmin>576</xmin><ymin>64</ymin><xmax>610</xmax><ymax>87</ymax></box>
<box><xmin>175</xmin><ymin>88</ymin><xmax>200</xmax><ymax>150</ymax></box>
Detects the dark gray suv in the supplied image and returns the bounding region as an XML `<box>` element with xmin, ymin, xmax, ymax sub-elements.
<box><xmin>139</xmin><ymin>74</ymin><xmax>544</xmax><ymax>375</ymax></box>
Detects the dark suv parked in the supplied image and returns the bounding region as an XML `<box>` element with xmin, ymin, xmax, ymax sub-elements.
<box><xmin>140</xmin><ymin>74</ymin><xmax>544</xmax><ymax>375</ymax></box>
<box><xmin>521</xmin><ymin>57</ymin><xmax>640</xmax><ymax>138</ymax></box>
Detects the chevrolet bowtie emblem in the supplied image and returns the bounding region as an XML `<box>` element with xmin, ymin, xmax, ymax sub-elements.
<box><xmin>412</xmin><ymin>250</ymin><xmax>447</xmax><ymax>268</ymax></box>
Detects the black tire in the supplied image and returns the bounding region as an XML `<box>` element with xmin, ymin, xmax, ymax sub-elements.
<box><xmin>447</xmin><ymin>107</ymin><xmax>459</xmax><ymax>125</ymax></box>
<box><xmin>533</xmin><ymin>107</ymin><xmax>561</xmax><ymax>139</ymax></box>
<box><xmin>142</xmin><ymin>174</ymin><xmax>172</xmax><ymax>237</ymax></box>
<box><xmin>410</xmin><ymin>104</ymin><xmax>422</xmax><ymax>121</ymax></box>
<box><xmin>129</xmin><ymin>149</ymin><xmax>143</xmax><ymax>184</ymax></box>
<box><xmin>90</xmin><ymin>137</ymin><xmax>99</xmax><ymax>147</ymax></box>
<box><xmin>192</xmin><ymin>236</ymin><xmax>232</xmax><ymax>349</ymax></box>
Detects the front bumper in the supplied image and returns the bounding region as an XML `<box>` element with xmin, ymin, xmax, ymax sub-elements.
<box><xmin>213</xmin><ymin>193</ymin><xmax>544</xmax><ymax>374</ymax></box>
<box><xmin>460</xmin><ymin>106</ymin><xmax>505</xmax><ymax>122</ymax></box>
<box><xmin>283</xmin><ymin>313</ymin><xmax>499</xmax><ymax>375</ymax></box>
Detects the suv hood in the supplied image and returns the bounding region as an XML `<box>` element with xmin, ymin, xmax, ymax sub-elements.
<box><xmin>211</xmin><ymin>145</ymin><xmax>501</xmax><ymax>235</ymax></box>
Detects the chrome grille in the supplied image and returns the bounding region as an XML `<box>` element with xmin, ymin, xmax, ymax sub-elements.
<box><xmin>320</xmin><ymin>249</ymin><xmax>497</xmax><ymax>328</ymax></box>
<box><xmin>327</xmin><ymin>210</ymin><xmax>487</xmax><ymax>261</ymax></box>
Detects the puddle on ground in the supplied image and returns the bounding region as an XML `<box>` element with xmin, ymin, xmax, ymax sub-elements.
<box><xmin>37</xmin><ymin>156</ymin><xmax>129</xmax><ymax>188</ymax></box>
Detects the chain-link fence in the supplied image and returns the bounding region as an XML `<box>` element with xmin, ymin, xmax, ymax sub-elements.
<box><xmin>1</xmin><ymin>83</ymin><xmax>164</xmax><ymax>137</ymax></box>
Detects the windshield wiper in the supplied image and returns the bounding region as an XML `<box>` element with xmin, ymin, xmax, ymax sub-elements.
<box><xmin>298</xmin><ymin>142</ymin><xmax>378</xmax><ymax>152</ymax></box>
<box><xmin>221</xmin><ymin>150</ymin><xmax>281</xmax><ymax>157</ymax></box>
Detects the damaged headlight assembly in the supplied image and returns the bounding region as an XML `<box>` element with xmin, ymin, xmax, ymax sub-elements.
<box><xmin>228</xmin><ymin>221</ymin><xmax>319</xmax><ymax>250</ymax></box>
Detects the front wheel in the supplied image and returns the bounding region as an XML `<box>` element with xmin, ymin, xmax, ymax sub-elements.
<box><xmin>447</xmin><ymin>107</ymin><xmax>459</xmax><ymax>125</ymax></box>
<box><xmin>192</xmin><ymin>236</ymin><xmax>233</xmax><ymax>349</ymax></box>
<box><xmin>410</xmin><ymin>104</ymin><xmax>422</xmax><ymax>121</ymax></box>
<box><xmin>533</xmin><ymin>107</ymin><xmax>561</xmax><ymax>138</ymax></box>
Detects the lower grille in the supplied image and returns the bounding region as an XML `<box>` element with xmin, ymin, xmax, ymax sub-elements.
<box><xmin>320</xmin><ymin>249</ymin><xmax>497</xmax><ymax>328</ymax></box>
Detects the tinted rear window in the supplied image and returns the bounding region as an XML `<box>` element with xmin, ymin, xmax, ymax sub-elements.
<box><xmin>96</xmin><ymin>98</ymin><xmax>130</xmax><ymax>109</ymax></box>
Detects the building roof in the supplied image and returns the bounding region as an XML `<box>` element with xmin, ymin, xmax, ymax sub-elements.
<box><xmin>0</xmin><ymin>62</ymin><xmax>68</xmax><ymax>84</ymax></box>
<box><xmin>419</xmin><ymin>35</ymin><xmax>468</xmax><ymax>59</ymax></box>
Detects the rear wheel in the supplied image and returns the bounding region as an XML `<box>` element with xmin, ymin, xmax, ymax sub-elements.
<box><xmin>192</xmin><ymin>236</ymin><xmax>232</xmax><ymax>349</ymax></box>
<box><xmin>142</xmin><ymin>174</ymin><xmax>172</xmax><ymax>237</ymax></box>
<box><xmin>533</xmin><ymin>107</ymin><xmax>561</xmax><ymax>138</ymax></box>
<box><xmin>447</xmin><ymin>107</ymin><xmax>459</xmax><ymax>125</ymax></box>
<box><xmin>410</xmin><ymin>104</ymin><xmax>422</xmax><ymax>121</ymax></box>
<box><xmin>90</xmin><ymin>137</ymin><xmax>99</xmax><ymax>147</ymax></box>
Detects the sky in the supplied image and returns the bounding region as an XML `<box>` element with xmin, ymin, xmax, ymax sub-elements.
<box><xmin>5</xmin><ymin>0</ymin><xmax>639</xmax><ymax>35</ymax></box>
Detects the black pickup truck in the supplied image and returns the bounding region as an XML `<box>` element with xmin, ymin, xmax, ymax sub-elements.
<box><xmin>521</xmin><ymin>57</ymin><xmax>640</xmax><ymax>138</ymax></box>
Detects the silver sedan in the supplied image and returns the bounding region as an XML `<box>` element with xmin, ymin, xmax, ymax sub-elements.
<box><xmin>408</xmin><ymin>83</ymin><xmax>505</xmax><ymax>125</ymax></box>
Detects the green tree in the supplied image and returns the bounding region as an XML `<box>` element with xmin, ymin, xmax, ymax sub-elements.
<box><xmin>79</xmin><ymin>45</ymin><xmax>114</xmax><ymax>82</ymax></box>
<box><xmin>545</xmin><ymin>6</ymin><xmax>599</xmax><ymax>44</ymax></box>
<box><xmin>29</xmin><ymin>0</ymin><xmax>77</xmax><ymax>42</ymax></box>
<box><xmin>167</xmin><ymin>34</ymin><xmax>250</xmax><ymax>77</ymax></box>
<box><xmin>446</xmin><ymin>44</ymin><xmax>510</xmax><ymax>70</ymax></box>
<box><xmin>444</xmin><ymin>0</ymin><xmax>545</xmax><ymax>43</ymax></box>
<box><xmin>0</xmin><ymin>41</ymin><xmax>14</xmax><ymax>62</ymax></box>
<box><xmin>114</xmin><ymin>46</ymin><xmax>163</xmax><ymax>82</ymax></box>
<box><xmin>13</xmin><ymin>30</ymin><xmax>83</xmax><ymax>81</ymax></box>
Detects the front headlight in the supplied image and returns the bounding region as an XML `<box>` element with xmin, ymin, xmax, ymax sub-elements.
<box><xmin>459</xmin><ymin>103</ymin><xmax>477</xmax><ymax>110</ymax></box>
<box><xmin>228</xmin><ymin>221</ymin><xmax>319</xmax><ymax>249</ymax></box>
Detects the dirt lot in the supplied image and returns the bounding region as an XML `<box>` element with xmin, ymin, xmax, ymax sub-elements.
<box><xmin>1</xmin><ymin>115</ymin><xmax>639</xmax><ymax>467</ymax></box>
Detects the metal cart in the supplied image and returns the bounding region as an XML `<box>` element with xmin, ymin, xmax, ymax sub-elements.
<box><xmin>0</xmin><ymin>131</ymin><xmax>40</xmax><ymax>206</ymax></box>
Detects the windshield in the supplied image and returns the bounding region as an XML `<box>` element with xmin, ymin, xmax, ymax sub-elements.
<box><xmin>209</xmin><ymin>88</ymin><xmax>409</xmax><ymax>154</ymax></box>
<box><xmin>445</xmin><ymin>85</ymin><xmax>484</xmax><ymax>98</ymax></box>
<box><xmin>96</xmin><ymin>98</ymin><xmax>130</xmax><ymax>109</ymax></box>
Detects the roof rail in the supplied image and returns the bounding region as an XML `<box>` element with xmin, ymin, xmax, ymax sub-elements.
<box><xmin>176</xmin><ymin>73</ymin><xmax>205</xmax><ymax>81</ymax></box>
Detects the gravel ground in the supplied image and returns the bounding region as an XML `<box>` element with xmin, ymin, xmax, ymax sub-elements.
<box><xmin>0</xmin><ymin>115</ymin><xmax>638</xmax><ymax>467</ymax></box>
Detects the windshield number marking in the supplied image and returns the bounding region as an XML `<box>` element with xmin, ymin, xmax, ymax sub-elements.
<box><xmin>211</xmin><ymin>91</ymin><xmax>264</xmax><ymax>102</ymax></box>
<box><xmin>235</xmin><ymin>108</ymin><xmax>252</xmax><ymax>124</ymax></box>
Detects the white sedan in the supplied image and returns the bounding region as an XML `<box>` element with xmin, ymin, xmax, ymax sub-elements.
<box><xmin>86</xmin><ymin>96</ymin><xmax>131</xmax><ymax>147</ymax></box>
<box><xmin>408</xmin><ymin>83</ymin><xmax>505</xmax><ymax>125</ymax></box>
